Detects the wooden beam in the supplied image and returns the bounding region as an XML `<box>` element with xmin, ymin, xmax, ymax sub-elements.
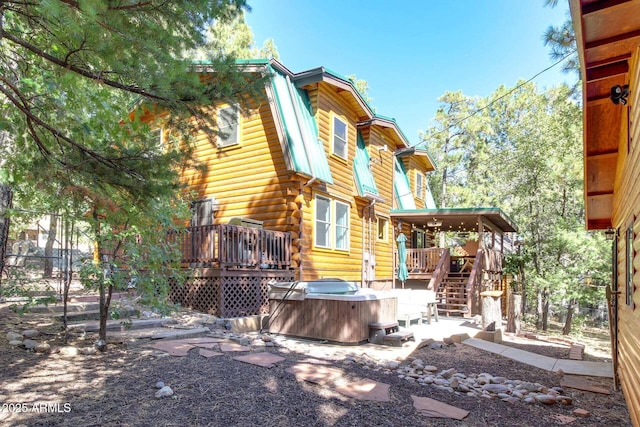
<box><xmin>582</xmin><ymin>0</ymin><xmax>632</xmax><ymax>15</ymax></box>
<box><xmin>585</xmin><ymin>29</ymin><xmax>640</xmax><ymax>50</ymax></box>
<box><xmin>586</xmin><ymin>60</ymin><xmax>629</xmax><ymax>82</ymax></box>
<box><xmin>586</xmin><ymin>53</ymin><xmax>632</xmax><ymax>69</ymax></box>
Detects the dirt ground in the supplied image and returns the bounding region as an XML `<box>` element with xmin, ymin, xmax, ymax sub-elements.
<box><xmin>0</xmin><ymin>305</ymin><xmax>632</xmax><ymax>427</ymax></box>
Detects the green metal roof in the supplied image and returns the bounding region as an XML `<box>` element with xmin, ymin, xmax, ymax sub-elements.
<box><xmin>353</xmin><ymin>131</ymin><xmax>380</xmax><ymax>199</ymax></box>
<box><xmin>393</xmin><ymin>158</ymin><xmax>416</xmax><ymax>210</ymax></box>
<box><xmin>269</xmin><ymin>67</ymin><xmax>333</xmax><ymax>184</ymax></box>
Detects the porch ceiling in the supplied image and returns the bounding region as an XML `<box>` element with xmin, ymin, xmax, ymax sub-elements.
<box><xmin>571</xmin><ymin>0</ymin><xmax>640</xmax><ymax>230</ymax></box>
<box><xmin>390</xmin><ymin>208</ymin><xmax>518</xmax><ymax>233</ymax></box>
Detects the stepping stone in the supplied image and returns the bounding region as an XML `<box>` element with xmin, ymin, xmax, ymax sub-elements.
<box><xmin>233</xmin><ymin>352</ymin><xmax>285</xmax><ymax>368</ymax></box>
<box><xmin>383</xmin><ymin>330</ymin><xmax>414</xmax><ymax>347</ymax></box>
<box><xmin>334</xmin><ymin>379</ymin><xmax>390</xmax><ymax>402</ymax></box>
<box><xmin>199</xmin><ymin>349</ymin><xmax>223</xmax><ymax>358</ymax></box>
<box><xmin>287</xmin><ymin>363</ymin><xmax>344</xmax><ymax>386</ymax></box>
<box><xmin>219</xmin><ymin>343</ymin><xmax>251</xmax><ymax>353</ymax></box>
<box><xmin>411</xmin><ymin>395</ymin><xmax>469</xmax><ymax>420</ymax></box>
<box><xmin>148</xmin><ymin>341</ymin><xmax>194</xmax><ymax>356</ymax></box>
<box><xmin>179</xmin><ymin>337</ymin><xmax>226</xmax><ymax>344</ymax></box>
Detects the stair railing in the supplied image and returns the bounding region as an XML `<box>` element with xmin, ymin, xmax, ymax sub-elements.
<box><xmin>467</xmin><ymin>249</ymin><xmax>485</xmax><ymax>315</ymax></box>
<box><xmin>428</xmin><ymin>248</ymin><xmax>450</xmax><ymax>292</ymax></box>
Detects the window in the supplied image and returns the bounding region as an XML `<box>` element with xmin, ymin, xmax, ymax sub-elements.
<box><xmin>332</xmin><ymin>115</ymin><xmax>348</xmax><ymax>160</ymax></box>
<box><xmin>217</xmin><ymin>105</ymin><xmax>239</xmax><ymax>147</ymax></box>
<box><xmin>191</xmin><ymin>198</ymin><xmax>217</xmax><ymax>226</ymax></box>
<box><xmin>314</xmin><ymin>195</ymin><xmax>350</xmax><ymax>250</ymax></box>
<box><xmin>626</xmin><ymin>225</ymin><xmax>634</xmax><ymax>307</ymax></box>
<box><xmin>415</xmin><ymin>172</ymin><xmax>425</xmax><ymax>199</ymax></box>
<box><xmin>377</xmin><ymin>217</ymin><xmax>388</xmax><ymax>241</ymax></box>
<box><xmin>412</xmin><ymin>229</ymin><xmax>426</xmax><ymax>249</ymax></box>
<box><xmin>335</xmin><ymin>201</ymin><xmax>349</xmax><ymax>250</ymax></box>
<box><xmin>315</xmin><ymin>196</ymin><xmax>331</xmax><ymax>248</ymax></box>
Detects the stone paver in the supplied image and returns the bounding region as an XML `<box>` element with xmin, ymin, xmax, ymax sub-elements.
<box><xmin>219</xmin><ymin>343</ymin><xmax>251</xmax><ymax>352</ymax></box>
<box><xmin>286</xmin><ymin>363</ymin><xmax>344</xmax><ymax>385</ymax></box>
<box><xmin>411</xmin><ymin>395</ymin><xmax>469</xmax><ymax>420</ymax></box>
<box><xmin>233</xmin><ymin>352</ymin><xmax>285</xmax><ymax>368</ymax></box>
<box><xmin>334</xmin><ymin>379</ymin><xmax>390</xmax><ymax>402</ymax></box>
<box><xmin>199</xmin><ymin>349</ymin><xmax>223</xmax><ymax>358</ymax></box>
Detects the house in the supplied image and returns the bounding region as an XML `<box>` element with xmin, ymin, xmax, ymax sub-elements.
<box><xmin>158</xmin><ymin>59</ymin><xmax>516</xmax><ymax>321</ymax></box>
<box><xmin>570</xmin><ymin>1</ymin><xmax>640</xmax><ymax>424</ymax></box>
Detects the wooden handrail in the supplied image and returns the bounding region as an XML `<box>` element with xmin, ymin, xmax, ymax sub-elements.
<box><xmin>428</xmin><ymin>248</ymin><xmax>450</xmax><ymax>291</ymax></box>
<box><xmin>467</xmin><ymin>249</ymin><xmax>485</xmax><ymax>314</ymax></box>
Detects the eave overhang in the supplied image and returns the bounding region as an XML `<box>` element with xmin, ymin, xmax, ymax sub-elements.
<box><xmin>570</xmin><ymin>0</ymin><xmax>640</xmax><ymax>230</ymax></box>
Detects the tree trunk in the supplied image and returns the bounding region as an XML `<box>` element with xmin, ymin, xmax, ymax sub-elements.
<box><xmin>0</xmin><ymin>183</ymin><xmax>13</xmax><ymax>285</ymax></box>
<box><xmin>536</xmin><ymin>287</ymin><xmax>543</xmax><ymax>329</ymax></box>
<box><xmin>507</xmin><ymin>293</ymin><xmax>522</xmax><ymax>334</ymax></box>
<box><xmin>562</xmin><ymin>298</ymin><xmax>576</xmax><ymax>335</ymax></box>
<box><xmin>44</xmin><ymin>213</ymin><xmax>58</xmax><ymax>278</ymax></box>
<box><xmin>542</xmin><ymin>288</ymin><xmax>550</xmax><ymax>331</ymax></box>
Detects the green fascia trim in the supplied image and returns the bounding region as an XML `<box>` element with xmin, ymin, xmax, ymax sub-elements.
<box><xmin>353</xmin><ymin>131</ymin><xmax>380</xmax><ymax>198</ymax></box>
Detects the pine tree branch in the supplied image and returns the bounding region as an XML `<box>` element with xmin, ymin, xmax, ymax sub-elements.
<box><xmin>0</xmin><ymin>76</ymin><xmax>144</xmax><ymax>179</ymax></box>
<box><xmin>1</xmin><ymin>30</ymin><xmax>173</xmax><ymax>103</ymax></box>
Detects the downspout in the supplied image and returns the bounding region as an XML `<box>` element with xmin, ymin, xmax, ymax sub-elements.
<box><xmin>361</xmin><ymin>199</ymin><xmax>376</xmax><ymax>288</ymax></box>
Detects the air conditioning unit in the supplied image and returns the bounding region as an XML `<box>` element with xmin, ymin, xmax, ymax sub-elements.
<box><xmin>228</xmin><ymin>217</ymin><xmax>263</xmax><ymax>229</ymax></box>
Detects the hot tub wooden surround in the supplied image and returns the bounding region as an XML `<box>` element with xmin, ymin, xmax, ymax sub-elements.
<box><xmin>268</xmin><ymin>293</ymin><xmax>397</xmax><ymax>344</ymax></box>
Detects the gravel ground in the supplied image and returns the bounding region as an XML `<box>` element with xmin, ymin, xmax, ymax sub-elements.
<box><xmin>0</xmin><ymin>306</ymin><xmax>631</xmax><ymax>427</ymax></box>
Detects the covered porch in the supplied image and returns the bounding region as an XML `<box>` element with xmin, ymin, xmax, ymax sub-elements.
<box><xmin>390</xmin><ymin>207</ymin><xmax>518</xmax><ymax>317</ymax></box>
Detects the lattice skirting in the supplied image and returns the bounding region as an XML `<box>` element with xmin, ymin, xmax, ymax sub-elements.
<box><xmin>170</xmin><ymin>268</ymin><xmax>295</xmax><ymax>318</ymax></box>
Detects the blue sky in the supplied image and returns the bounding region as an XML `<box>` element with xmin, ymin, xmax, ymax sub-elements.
<box><xmin>245</xmin><ymin>0</ymin><xmax>573</xmax><ymax>143</ymax></box>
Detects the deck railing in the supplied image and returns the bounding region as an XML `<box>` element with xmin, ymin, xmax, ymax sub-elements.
<box><xmin>167</xmin><ymin>224</ymin><xmax>291</xmax><ymax>269</ymax></box>
<box><xmin>405</xmin><ymin>247</ymin><xmax>445</xmax><ymax>273</ymax></box>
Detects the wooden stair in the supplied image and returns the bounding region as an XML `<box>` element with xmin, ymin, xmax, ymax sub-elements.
<box><xmin>436</xmin><ymin>272</ymin><xmax>471</xmax><ymax>317</ymax></box>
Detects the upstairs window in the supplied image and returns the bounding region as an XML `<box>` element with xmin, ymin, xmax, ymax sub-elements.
<box><xmin>335</xmin><ymin>201</ymin><xmax>349</xmax><ymax>250</ymax></box>
<box><xmin>332</xmin><ymin>115</ymin><xmax>348</xmax><ymax>160</ymax></box>
<box><xmin>217</xmin><ymin>105</ymin><xmax>240</xmax><ymax>147</ymax></box>
<box><xmin>415</xmin><ymin>172</ymin><xmax>425</xmax><ymax>199</ymax></box>
<box><xmin>314</xmin><ymin>194</ymin><xmax>350</xmax><ymax>251</ymax></box>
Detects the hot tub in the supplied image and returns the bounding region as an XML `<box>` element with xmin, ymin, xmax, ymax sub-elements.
<box><xmin>267</xmin><ymin>279</ymin><xmax>398</xmax><ymax>344</ymax></box>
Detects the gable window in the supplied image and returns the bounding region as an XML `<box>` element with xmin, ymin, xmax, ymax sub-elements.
<box><xmin>217</xmin><ymin>105</ymin><xmax>240</xmax><ymax>147</ymax></box>
<box><xmin>377</xmin><ymin>216</ymin><xmax>388</xmax><ymax>241</ymax></box>
<box><xmin>314</xmin><ymin>194</ymin><xmax>350</xmax><ymax>251</ymax></box>
<box><xmin>332</xmin><ymin>115</ymin><xmax>348</xmax><ymax>160</ymax></box>
<box><xmin>191</xmin><ymin>199</ymin><xmax>217</xmax><ymax>226</ymax></box>
<box><xmin>415</xmin><ymin>172</ymin><xmax>425</xmax><ymax>199</ymax></box>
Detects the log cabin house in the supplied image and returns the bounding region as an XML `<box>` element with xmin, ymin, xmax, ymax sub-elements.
<box><xmin>158</xmin><ymin>59</ymin><xmax>515</xmax><ymax>321</ymax></box>
<box><xmin>570</xmin><ymin>0</ymin><xmax>640</xmax><ymax>423</ymax></box>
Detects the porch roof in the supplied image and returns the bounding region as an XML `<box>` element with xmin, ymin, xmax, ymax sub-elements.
<box><xmin>390</xmin><ymin>207</ymin><xmax>518</xmax><ymax>233</ymax></box>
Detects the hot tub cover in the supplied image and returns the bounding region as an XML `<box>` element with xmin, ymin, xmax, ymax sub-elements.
<box><xmin>268</xmin><ymin>279</ymin><xmax>360</xmax><ymax>300</ymax></box>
